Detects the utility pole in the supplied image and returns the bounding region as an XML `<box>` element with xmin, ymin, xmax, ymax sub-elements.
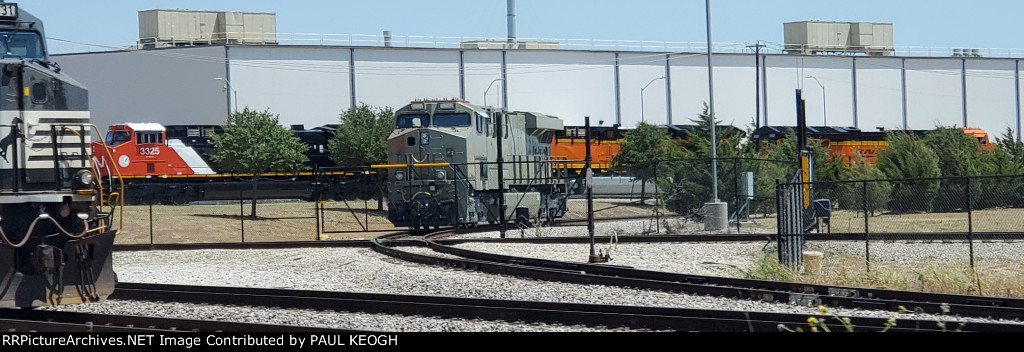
<box><xmin>747</xmin><ymin>41</ymin><xmax>766</xmax><ymax>128</ymax></box>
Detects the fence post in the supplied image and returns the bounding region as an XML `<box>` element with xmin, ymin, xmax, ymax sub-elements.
<box><xmin>149</xmin><ymin>203</ymin><xmax>154</xmax><ymax>245</ymax></box>
<box><xmin>315</xmin><ymin>200</ymin><xmax>321</xmax><ymax>241</ymax></box>
<box><xmin>655</xmin><ymin>159</ymin><xmax>660</xmax><ymax>234</ymax></box>
<box><xmin>863</xmin><ymin>180</ymin><xmax>870</xmax><ymax>273</ymax></box>
<box><xmin>734</xmin><ymin>158</ymin><xmax>740</xmax><ymax>233</ymax></box>
<box><xmin>240</xmin><ymin>189</ymin><xmax>245</xmax><ymax>243</ymax></box>
<box><xmin>775</xmin><ymin>180</ymin><xmax>783</xmax><ymax>264</ymax></box>
<box><xmin>967</xmin><ymin>177</ymin><xmax>974</xmax><ymax>268</ymax></box>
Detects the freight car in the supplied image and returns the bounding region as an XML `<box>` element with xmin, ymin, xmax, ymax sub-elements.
<box><xmin>750</xmin><ymin>126</ymin><xmax>993</xmax><ymax>165</ymax></box>
<box><xmin>91</xmin><ymin>123</ymin><xmax>379</xmax><ymax>205</ymax></box>
<box><xmin>0</xmin><ymin>4</ymin><xmax>118</xmax><ymax>308</ymax></box>
<box><xmin>380</xmin><ymin>100</ymin><xmax>570</xmax><ymax>229</ymax></box>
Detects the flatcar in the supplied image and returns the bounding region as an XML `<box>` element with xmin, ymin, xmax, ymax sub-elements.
<box><xmin>380</xmin><ymin>100</ymin><xmax>570</xmax><ymax>229</ymax></box>
<box><xmin>91</xmin><ymin>123</ymin><xmax>378</xmax><ymax>205</ymax></box>
<box><xmin>0</xmin><ymin>4</ymin><xmax>118</xmax><ymax>308</ymax></box>
<box><xmin>750</xmin><ymin>126</ymin><xmax>993</xmax><ymax>165</ymax></box>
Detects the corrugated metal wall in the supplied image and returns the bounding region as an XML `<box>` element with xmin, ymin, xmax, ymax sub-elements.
<box><xmin>53</xmin><ymin>45</ymin><xmax>1024</xmax><ymax>140</ymax></box>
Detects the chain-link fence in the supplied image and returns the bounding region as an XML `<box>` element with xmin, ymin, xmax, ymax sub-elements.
<box><xmin>776</xmin><ymin>174</ymin><xmax>1024</xmax><ymax>297</ymax></box>
<box><xmin>613</xmin><ymin>156</ymin><xmax>795</xmax><ymax>235</ymax></box>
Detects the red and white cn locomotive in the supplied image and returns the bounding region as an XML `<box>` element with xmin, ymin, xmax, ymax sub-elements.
<box><xmin>92</xmin><ymin>123</ymin><xmax>378</xmax><ymax>205</ymax></box>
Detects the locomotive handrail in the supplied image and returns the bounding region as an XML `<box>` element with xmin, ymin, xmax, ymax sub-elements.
<box><xmin>68</xmin><ymin>124</ymin><xmax>125</xmax><ymax>234</ymax></box>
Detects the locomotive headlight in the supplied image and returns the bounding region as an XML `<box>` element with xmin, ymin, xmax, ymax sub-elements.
<box><xmin>394</xmin><ymin>171</ymin><xmax>405</xmax><ymax>181</ymax></box>
<box><xmin>74</xmin><ymin>170</ymin><xmax>94</xmax><ymax>188</ymax></box>
<box><xmin>420</xmin><ymin>132</ymin><xmax>430</xmax><ymax>145</ymax></box>
<box><xmin>435</xmin><ymin>170</ymin><xmax>446</xmax><ymax>180</ymax></box>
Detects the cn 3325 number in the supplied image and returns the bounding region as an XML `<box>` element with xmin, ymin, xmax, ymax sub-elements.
<box><xmin>139</xmin><ymin>147</ymin><xmax>161</xmax><ymax>156</ymax></box>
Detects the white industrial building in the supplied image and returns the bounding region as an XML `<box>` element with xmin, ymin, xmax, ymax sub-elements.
<box><xmin>51</xmin><ymin>11</ymin><xmax>1024</xmax><ymax>140</ymax></box>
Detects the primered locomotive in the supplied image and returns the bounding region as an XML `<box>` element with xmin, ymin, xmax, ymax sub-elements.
<box><xmin>383</xmin><ymin>100</ymin><xmax>569</xmax><ymax>229</ymax></box>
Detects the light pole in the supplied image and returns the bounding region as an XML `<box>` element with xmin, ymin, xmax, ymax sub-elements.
<box><xmin>805</xmin><ymin>76</ymin><xmax>826</xmax><ymax>126</ymax></box>
<box><xmin>484</xmin><ymin>78</ymin><xmax>505</xmax><ymax>107</ymax></box>
<box><xmin>640</xmin><ymin>76</ymin><xmax>665</xmax><ymax>123</ymax></box>
<box><xmin>704</xmin><ymin>0</ymin><xmax>727</xmax><ymax>231</ymax></box>
<box><xmin>705</xmin><ymin>0</ymin><xmax>718</xmax><ymax>201</ymax></box>
<box><xmin>215</xmin><ymin>77</ymin><xmax>238</xmax><ymax>115</ymax></box>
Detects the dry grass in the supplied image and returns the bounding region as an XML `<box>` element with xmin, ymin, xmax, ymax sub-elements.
<box><xmin>748</xmin><ymin>252</ymin><xmax>1024</xmax><ymax>299</ymax></box>
<box><xmin>108</xmin><ymin>198</ymin><xmax>664</xmax><ymax>244</ymax></box>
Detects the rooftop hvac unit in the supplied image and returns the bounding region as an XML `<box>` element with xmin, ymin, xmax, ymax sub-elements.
<box><xmin>784</xmin><ymin>21</ymin><xmax>894</xmax><ymax>56</ymax></box>
<box><xmin>138</xmin><ymin>9</ymin><xmax>277</xmax><ymax>49</ymax></box>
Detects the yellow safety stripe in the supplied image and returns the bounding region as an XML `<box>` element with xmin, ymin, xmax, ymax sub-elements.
<box><xmin>371</xmin><ymin>163</ymin><xmax>451</xmax><ymax>169</ymax></box>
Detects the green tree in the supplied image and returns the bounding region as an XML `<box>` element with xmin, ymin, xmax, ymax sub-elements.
<box><xmin>750</xmin><ymin>129</ymin><xmax>843</xmax><ymax>215</ymax></box>
<box><xmin>922</xmin><ymin>126</ymin><xmax>985</xmax><ymax>211</ymax></box>
<box><xmin>996</xmin><ymin>127</ymin><xmax>1024</xmax><ymax>169</ymax></box>
<box><xmin>328</xmin><ymin>104</ymin><xmax>394</xmax><ymax>166</ymax></box>
<box><xmin>210</xmin><ymin>108</ymin><xmax>309</xmax><ymax>217</ymax></box>
<box><xmin>665</xmin><ymin>103</ymin><xmax>753</xmax><ymax>217</ymax></box>
<box><xmin>328</xmin><ymin>104</ymin><xmax>394</xmax><ymax>208</ymax></box>
<box><xmin>876</xmin><ymin>131</ymin><xmax>940</xmax><ymax>213</ymax></box>
<box><xmin>975</xmin><ymin>128</ymin><xmax>1024</xmax><ymax>208</ymax></box>
<box><xmin>837</xmin><ymin>153</ymin><xmax>890</xmax><ymax>216</ymax></box>
<box><xmin>611</xmin><ymin>121</ymin><xmax>683</xmax><ymax>205</ymax></box>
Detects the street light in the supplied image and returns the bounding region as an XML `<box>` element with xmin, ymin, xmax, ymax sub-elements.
<box><xmin>484</xmin><ymin>78</ymin><xmax>505</xmax><ymax>108</ymax></box>
<box><xmin>215</xmin><ymin>77</ymin><xmax>238</xmax><ymax>115</ymax></box>
<box><xmin>640</xmin><ymin>76</ymin><xmax>665</xmax><ymax>123</ymax></box>
<box><xmin>805</xmin><ymin>76</ymin><xmax>827</xmax><ymax>126</ymax></box>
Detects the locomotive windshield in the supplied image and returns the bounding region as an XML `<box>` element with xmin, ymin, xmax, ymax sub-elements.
<box><xmin>396</xmin><ymin>114</ymin><xmax>429</xmax><ymax>129</ymax></box>
<box><xmin>433</xmin><ymin>113</ymin><xmax>471</xmax><ymax>127</ymax></box>
<box><xmin>0</xmin><ymin>31</ymin><xmax>44</xmax><ymax>59</ymax></box>
<box><xmin>106</xmin><ymin>131</ymin><xmax>131</xmax><ymax>147</ymax></box>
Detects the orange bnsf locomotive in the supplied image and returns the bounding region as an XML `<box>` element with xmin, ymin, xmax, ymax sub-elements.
<box><xmin>552</xmin><ymin>124</ymin><xmax>744</xmax><ymax>174</ymax></box>
<box><xmin>0</xmin><ymin>4</ymin><xmax>118</xmax><ymax>308</ymax></box>
<box><xmin>91</xmin><ymin>123</ymin><xmax>379</xmax><ymax>205</ymax></box>
<box><xmin>750</xmin><ymin>126</ymin><xmax>992</xmax><ymax>165</ymax></box>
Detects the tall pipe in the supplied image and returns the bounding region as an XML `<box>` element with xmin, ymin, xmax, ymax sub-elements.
<box><xmin>507</xmin><ymin>0</ymin><xmax>516</xmax><ymax>44</ymax></box>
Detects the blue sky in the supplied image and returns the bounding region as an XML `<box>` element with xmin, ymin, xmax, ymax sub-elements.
<box><xmin>16</xmin><ymin>1</ymin><xmax>1024</xmax><ymax>53</ymax></box>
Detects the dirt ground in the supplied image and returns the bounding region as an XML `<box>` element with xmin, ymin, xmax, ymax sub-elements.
<box><xmin>109</xmin><ymin>197</ymin><xmax>669</xmax><ymax>244</ymax></box>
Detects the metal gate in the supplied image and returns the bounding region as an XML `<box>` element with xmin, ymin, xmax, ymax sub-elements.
<box><xmin>776</xmin><ymin>173</ymin><xmax>808</xmax><ymax>269</ymax></box>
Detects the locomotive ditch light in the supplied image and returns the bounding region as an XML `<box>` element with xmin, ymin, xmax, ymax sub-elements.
<box><xmin>74</xmin><ymin>169</ymin><xmax>94</xmax><ymax>188</ymax></box>
<box><xmin>77</xmin><ymin>213</ymin><xmax>88</xmax><ymax>220</ymax></box>
<box><xmin>435</xmin><ymin>170</ymin><xmax>446</xmax><ymax>180</ymax></box>
<box><xmin>394</xmin><ymin>171</ymin><xmax>405</xmax><ymax>181</ymax></box>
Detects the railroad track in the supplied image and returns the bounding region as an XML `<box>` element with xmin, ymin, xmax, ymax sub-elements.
<box><xmin>368</xmin><ymin>230</ymin><xmax>1024</xmax><ymax>324</ymax></box>
<box><xmin>109</xmin><ymin>282</ymin><xmax>1015</xmax><ymax>332</ymax></box>
<box><xmin>0</xmin><ymin>308</ymin><xmax>353</xmax><ymax>332</ymax></box>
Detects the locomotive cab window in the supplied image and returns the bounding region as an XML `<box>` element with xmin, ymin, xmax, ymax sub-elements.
<box><xmin>396</xmin><ymin>114</ymin><xmax>429</xmax><ymax>129</ymax></box>
<box><xmin>0</xmin><ymin>32</ymin><xmax>44</xmax><ymax>59</ymax></box>
<box><xmin>476</xmin><ymin>113</ymin><xmax>484</xmax><ymax>134</ymax></box>
<box><xmin>136</xmin><ymin>132</ymin><xmax>163</xmax><ymax>145</ymax></box>
<box><xmin>106</xmin><ymin>131</ymin><xmax>130</xmax><ymax>146</ymax></box>
<box><xmin>30</xmin><ymin>82</ymin><xmax>46</xmax><ymax>104</ymax></box>
<box><xmin>433</xmin><ymin>113</ymin><xmax>470</xmax><ymax>127</ymax></box>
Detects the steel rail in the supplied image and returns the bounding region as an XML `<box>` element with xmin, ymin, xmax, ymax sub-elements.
<box><xmin>0</xmin><ymin>309</ymin><xmax>355</xmax><ymax>332</ymax></box>
<box><xmin>371</xmin><ymin>231</ymin><xmax>1024</xmax><ymax>322</ymax></box>
<box><xmin>111</xmin><ymin>282</ymin><xmax>1017</xmax><ymax>332</ymax></box>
